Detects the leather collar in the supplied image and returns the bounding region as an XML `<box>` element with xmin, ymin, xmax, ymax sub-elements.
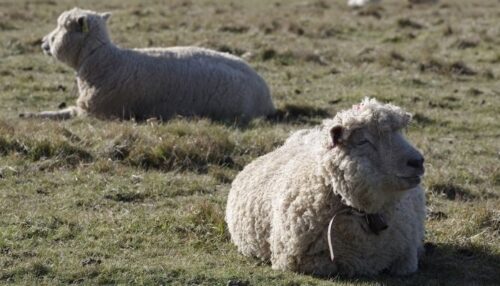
<box><xmin>364</xmin><ymin>212</ymin><xmax>388</xmax><ymax>235</ymax></box>
<box><xmin>327</xmin><ymin>199</ymin><xmax>389</xmax><ymax>261</ymax></box>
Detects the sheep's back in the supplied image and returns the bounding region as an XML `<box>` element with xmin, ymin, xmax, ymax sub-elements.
<box><xmin>80</xmin><ymin>45</ymin><xmax>273</xmax><ymax>120</ymax></box>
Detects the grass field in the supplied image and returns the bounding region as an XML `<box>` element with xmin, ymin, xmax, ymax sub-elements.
<box><xmin>0</xmin><ymin>0</ymin><xmax>499</xmax><ymax>285</ymax></box>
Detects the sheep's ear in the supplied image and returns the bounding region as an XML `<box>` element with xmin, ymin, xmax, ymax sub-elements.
<box><xmin>77</xmin><ymin>16</ymin><xmax>89</xmax><ymax>33</ymax></box>
<box><xmin>100</xmin><ymin>12</ymin><xmax>111</xmax><ymax>21</ymax></box>
<box><xmin>404</xmin><ymin>112</ymin><xmax>412</xmax><ymax>123</ymax></box>
<box><xmin>330</xmin><ymin>125</ymin><xmax>344</xmax><ymax>147</ymax></box>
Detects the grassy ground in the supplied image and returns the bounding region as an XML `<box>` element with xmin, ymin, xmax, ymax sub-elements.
<box><xmin>0</xmin><ymin>0</ymin><xmax>499</xmax><ymax>285</ymax></box>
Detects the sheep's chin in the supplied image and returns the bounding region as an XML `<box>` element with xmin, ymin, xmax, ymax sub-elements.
<box><xmin>395</xmin><ymin>176</ymin><xmax>421</xmax><ymax>190</ymax></box>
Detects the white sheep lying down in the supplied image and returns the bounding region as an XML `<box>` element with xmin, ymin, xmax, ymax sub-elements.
<box><xmin>347</xmin><ymin>0</ymin><xmax>381</xmax><ymax>8</ymax></box>
<box><xmin>226</xmin><ymin>98</ymin><xmax>426</xmax><ymax>276</ymax></box>
<box><xmin>21</xmin><ymin>8</ymin><xmax>275</xmax><ymax>121</ymax></box>
<box><xmin>347</xmin><ymin>0</ymin><xmax>437</xmax><ymax>7</ymax></box>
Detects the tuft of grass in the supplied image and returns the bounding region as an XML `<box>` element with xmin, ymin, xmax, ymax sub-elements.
<box><xmin>419</xmin><ymin>58</ymin><xmax>477</xmax><ymax>76</ymax></box>
<box><xmin>0</xmin><ymin>137</ymin><xmax>24</xmax><ymax>155</ymax></box>
<box><xmin>429</xmin><ymin>183</ymin><xmax>476</xmax><ymax>201</ymax></box>
<box><xmin>454</xmin><ymin>37</ymin><xmax>480</xmax><ymax>50</ymax></box>
<box><xmin>260</xmin><ymin>49</ymin><xmax>328</xmax><ymax>66</ymax></box>
<box><xmin>27</xmin><ymin>139</ymin><xmax>92</xmax><ymax>163</ymax></box>
<box><xmin>103</xmin><ymin>189</ymin><xmax>146</xmax><ymax>203</ymax></box>
<box><xmin>185</xmin><ymin>201</ymin><xmax>229</xmax><ymax>244</ymax></box>
<box><xmin>219</xmin><ymin>25</ymin><xmax>250</xmax><ymax>34</ymax></box>
<box><xmin>104</xmin><ymin>132</ymin><xmax>138</xmax><ymax>161</ymax></box>
<box><xmin>397</xmin><ymin>18</ymin><xmax>424</xmax><ymax>29</ymax></box>
<box><xmin>0</xmin><ymin>135</ymin><xmax>92</xmax><ymax>168</ymax></box>
<box><xmin>127</xmin><ymin>122</ymin><xmax>235</xmax><ymax>171</ymax></box>
<box><xmin>412</xmin><ymin>112</ymin><xmax>435</xmax><ymax>127</ymax></box>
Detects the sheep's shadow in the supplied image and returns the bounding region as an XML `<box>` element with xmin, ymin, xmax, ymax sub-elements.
<box><xmin>330</xmin><ymin>242</ymin><xmax>500</xmax><ymax>285</ymax></box>
<box><xmin>126</xmin><ymin>108</ymin><xmax>329</xmax><ymax>129</ymax></box>
<box><xmin>265</xmin><ymin>104</ymin><xmax>331</xmax><ymax>125</ymax></box>
<box><xmin>212</xmin><ymin>103</ymin><xmax>333</xmax><ymax>128</ymax></box>
<box><xmin>133</xmin><ymin>104</ymin><xmax>332</xmax><ymax>129</ymax></box>
<box><xmin>34</xmin><ymin>101</ymin><xmax>333</xmax><ymax>128</ymax></box>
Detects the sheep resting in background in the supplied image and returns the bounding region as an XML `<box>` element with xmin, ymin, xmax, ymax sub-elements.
<box><xmin>20</xmin><ymin>8</ymin><xmax>275</xmax><ymax>122</ymax></box>
<box><xmin>348</xmin><ymin>0</ymin><xmax>381</xmax><ymax>8</ymax></box>
<box><xmin>226</xmin><ymin>98</ymin><xmax>426</xmax><ymax>277</ymax></box>
<box><xmin>348</xmin><ymin>0</ymin><xmax>438</xmax><ymax>8</ymax></box>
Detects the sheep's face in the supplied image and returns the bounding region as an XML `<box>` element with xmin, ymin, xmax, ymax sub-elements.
<box><xmin>41</xmin><ymin>8</ymin><xmax>110</xmax><ymax>69</ymax></box>
<box><xmin>336</xmin><ymin>126</ymin><xmax>424</xmax><ymax>193</ymax></box>
<box><xmin>324</xmin><ymin>98</ymin><xmax>424</xmax><ymax>212</ymax></box>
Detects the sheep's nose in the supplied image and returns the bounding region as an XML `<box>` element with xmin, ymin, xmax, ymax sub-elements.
<box><xmin>41</xmin><ymin>42</ymin><xmax>49</xmax><ymax>50</ymax></box>
<box><xmin>41</xmin><ymin>41</ymin><xmax>51</xmax><ymax>55</ymax></box>
<box><xmin>407</xmin><ymin>157</ymin><xmax>424</xmax><ymax>169</ymax></box>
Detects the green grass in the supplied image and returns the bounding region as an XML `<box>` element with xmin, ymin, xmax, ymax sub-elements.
<box><xmin>1</xmin><ymin>0</ymin><xmax>499</xmax><ymax>285</ymax></box>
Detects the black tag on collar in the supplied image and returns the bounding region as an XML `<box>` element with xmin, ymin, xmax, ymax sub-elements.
<box><xmin>365</xmin><ymin>213</ymin><xmax>388</xmax><ymax>235</ymax></box>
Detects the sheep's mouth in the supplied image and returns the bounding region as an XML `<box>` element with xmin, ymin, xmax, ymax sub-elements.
<box><xmin>398</xmin><ymin>175</ymin><xmax>422</xmax><ymax>186</ymax></box>
<box><xmin>42</xmin><ymin>47</ymin><xmax>52</xmax><ymax>56</ymax></box>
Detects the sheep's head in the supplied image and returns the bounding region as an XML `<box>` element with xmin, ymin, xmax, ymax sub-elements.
<box><xmin>322</xmin><ymin>98</ymin><xmax>424</xmax><ymax>212</ymax></box>
<box><xmin>41</xmin><ymin>8</ymin><xmax>111</xmax><ymax>69</ymax></box>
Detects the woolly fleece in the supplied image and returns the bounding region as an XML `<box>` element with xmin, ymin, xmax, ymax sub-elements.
<box><xmin>226</xmin><ymin>98</ymin><xmax>426</xmax><ymax>276</ymax></box>
<box><xmin>21</xmin><ymin>8</ymin><xmax>275</xmax><ymax>121</ymax></box>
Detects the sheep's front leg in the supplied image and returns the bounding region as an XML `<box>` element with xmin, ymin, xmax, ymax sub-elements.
<box><xmin>297</xmin><ymin>252</ymin><xmax>340</xmax><ymax>277</ymax></box>
<box><xmin>270</xmin><ymin>225</ymin><xmax>338</xmax><ymax>277</ymax></box>
<box><xmin>19</xmin><ymin>106</ymin><xmax>84</xmax><ymax>120</ymax></box>
<box><xmin>388</xmin><ymin>246</ymin><xmax>419</xmax><ymax>276</ymax></box>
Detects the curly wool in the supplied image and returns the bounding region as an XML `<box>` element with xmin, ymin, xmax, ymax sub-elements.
<box><xmin>226</xmin><ymin>98</ymin><xmax>425</xmax><ymax>276</ymax></box>
<box><xmin>319</xmin><ymin>97</ymin><xmax>413</xmax><ymax>213</ymax></box>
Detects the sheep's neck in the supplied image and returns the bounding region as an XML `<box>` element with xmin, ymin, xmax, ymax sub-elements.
<box><xmin>335</xmin><ymin>195</ymin><xmax>389</xmax><ymax>234</ymax></box>
<box><xmin>76</xmin><ymin>42</ymin><xmax>117</xmax><ymax>78</ymax></box>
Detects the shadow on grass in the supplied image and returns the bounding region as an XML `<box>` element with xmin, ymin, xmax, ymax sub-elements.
<box><xmin>130</xmin><ymin>102</ymin><xmax>332</xmax><ymax>128</ymax></box>
<box><xmin>335</xmin><ymin>242</ymin><xmax>500</xmax><ymax>285</ymax></box>
<box><xmin>15</xmin><ymin>103</ymin><xmax>332</xmax><ymax>128</ymax></box>
<box><xmin>267</xmin><ymin>103</ymin><xmax>330</xmax><ymax>124</ymax></box>
<box><xmin>176</xmin><ymin>102</ymin><xmax>332</xmax><ymax>127</ymax></box>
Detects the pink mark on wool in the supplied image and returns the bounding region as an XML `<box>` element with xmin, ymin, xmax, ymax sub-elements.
<box><xmin>352</xmin><ymin>103</ymin><xmax>365</xmax><ymax>111</ymax></box>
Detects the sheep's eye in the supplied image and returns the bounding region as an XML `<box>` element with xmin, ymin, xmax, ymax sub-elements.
<box><xmin>76</xmin><ymin>17</ymin><xmax>87</xmax><ymax>33</ymax></box>
<box><xmin>357</xmin><ymin>139</ymin><xmax>370</xmax><ymax>146</ymax></box>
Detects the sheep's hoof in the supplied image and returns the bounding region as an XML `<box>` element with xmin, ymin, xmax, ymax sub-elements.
<box><xmin>19</xmin><ymin>112</ymin><xmax>34</xmax><ymax>118</ymax></box>
<box><xmin>388</xmin><ymin>256</ymin><xmax>418</xmax><ymax>276</ymax></box>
